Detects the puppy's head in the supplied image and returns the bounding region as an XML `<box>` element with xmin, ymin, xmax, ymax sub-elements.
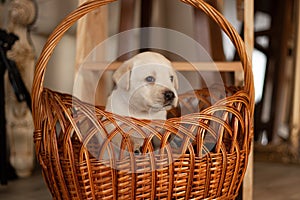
<box><xmin>113</xmin><ymin>52</ymin><xmax>178</xmax><ymax>113</ymax></box>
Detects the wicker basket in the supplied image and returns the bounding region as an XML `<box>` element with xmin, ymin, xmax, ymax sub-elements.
<box><xmin>32</xmin><ymin>0</ymin><xmax>255</xmax><ymax>199</ymax></box>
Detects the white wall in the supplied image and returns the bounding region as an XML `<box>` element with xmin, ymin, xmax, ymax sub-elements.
<box><xmin>31</xmin><ymin>0</ymin><xmax>77</xmax><ymax>94</ymax></box>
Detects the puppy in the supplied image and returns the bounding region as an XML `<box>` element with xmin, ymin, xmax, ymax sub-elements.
<box><xmin>105</xmin><ymin>51</ymin><xmax>179</xmax><ymax>153</ymax></box>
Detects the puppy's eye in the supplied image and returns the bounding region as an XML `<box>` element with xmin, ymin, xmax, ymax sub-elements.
<box><xmin>145</xmin><ymin>76</ymin><xmax>155</xmax><ymax>83</ymax></box>
<box><xmin>170</xmin><ymin>76</ymin><xmax>174</xmax><ymax>82</ymax></box>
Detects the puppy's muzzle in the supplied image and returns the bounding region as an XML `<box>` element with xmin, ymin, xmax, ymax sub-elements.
<box><xmin>164</xmin><ymin>90</ymin><xmax>175</xmax><ymax>105</ymax></box>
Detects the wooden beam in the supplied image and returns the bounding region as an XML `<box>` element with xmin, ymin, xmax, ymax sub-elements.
<box><xmin>243</xmin><ymin>0</ymin><xmax>254</xmax><ymax>199</ymax></box>
<box><xmin>75</xmin><ymin>0</ymin><xmax>108</xmax><ymax>105</ymax></box>
<box><xmin>79</xmin><ymin>61</ymin><xmax>243</xmax><ymax>72</ymax></box>
<box><xmin>291</xmin><ymin>0</ymin><xmax>300</xmax><ymax>159</ymax></box>
<box><xmin>76</xmin><ymin>0</ymin><xmax>108</xmax><ymax>70</ymax></box>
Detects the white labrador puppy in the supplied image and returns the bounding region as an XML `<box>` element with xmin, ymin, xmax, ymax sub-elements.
<box><xmin>105</xmin><ymin>51</ymin><xmax>179</xmax><ymax>153</ymax></box>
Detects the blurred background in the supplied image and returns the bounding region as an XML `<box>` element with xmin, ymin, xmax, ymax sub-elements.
<box><xmin>0</xmin><ymin>0</ymin><xmax>299</xmax><ymax>199</ymax></box>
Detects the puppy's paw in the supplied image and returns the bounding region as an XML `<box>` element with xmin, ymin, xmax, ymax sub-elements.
<box><xmin>134</xmin><ymin>148</ymin><xmax>142</xmax><ymax>155</ymax></box>
<box><xmin>132</xmin><ymin>138</ymin><xmax>144</xmax><ymax>155</ymax></box>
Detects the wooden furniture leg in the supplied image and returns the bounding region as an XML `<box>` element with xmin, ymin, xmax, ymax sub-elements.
<box><xmin>118</xmin><ymin>0</ymin><xmax>136</xmax><ymax>60</ymax></box>
<box><xmin>5</xmin><ymin>0</ymin><xmax>36</xmax><ymax>178</ymax></box>
<box><xmin>242</xmin><ymin>0</ymin><xmax>254</xmax><ymax>199</ymax></box>
<box><xmin>75</xmin><ymin>0</ymin><xmax>108</xmax><ymax>105</ymax></box>
<box><xmin>140</xmin><ymin>0</ymin><xmax>153</xmax><ymax>51</ymax></box>
<box><xmin>194</xmin><ymin>0</ymin><xmax>225</xmax><ymax>61</ymax></box>
<box><xmin>290</xmin><ymin>0</ymin><xmax>300</xmax><ymax>160</ymax></box>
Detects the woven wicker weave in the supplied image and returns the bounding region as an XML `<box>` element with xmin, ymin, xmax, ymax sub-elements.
<box><xmin>32</xmin><ymin>0</ymin><xmax>255</xmax><ymax>199</ymax></box>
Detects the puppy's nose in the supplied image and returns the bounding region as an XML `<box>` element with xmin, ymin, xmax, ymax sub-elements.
<box><xmin>164</xmin><ymin>90</ymin><xmax>175</xmax><ymax>102</ymax></box>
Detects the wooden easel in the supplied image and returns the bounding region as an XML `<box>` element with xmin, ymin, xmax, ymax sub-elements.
<box><xmin>253</xmin><ymin>0</ymin><xmax>300</xmax><ymax>164</ymax></box>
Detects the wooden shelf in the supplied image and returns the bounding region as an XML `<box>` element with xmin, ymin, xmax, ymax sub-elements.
<box><xmin>80</xmin><ymin>61</ymin><xmax>243</xmax><ymax>72</ymax></box>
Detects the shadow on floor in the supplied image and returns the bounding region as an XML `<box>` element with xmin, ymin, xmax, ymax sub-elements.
<box><xmin>1</xmin><ymin>161</ymin><xmax>300</xmax><ymax>199</ymax></box>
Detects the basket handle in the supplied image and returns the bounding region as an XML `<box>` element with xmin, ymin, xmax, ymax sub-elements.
<box><xmin>32</xmin><ymin>0</ymin><xmax>254</xmax><ymax>117</ymax></box>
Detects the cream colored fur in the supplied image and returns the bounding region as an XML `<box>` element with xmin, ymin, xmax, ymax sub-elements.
<box><xmin>105</xmin><ymin>52</ymin><xmax>178</xmax><ymax>153</ymax></box>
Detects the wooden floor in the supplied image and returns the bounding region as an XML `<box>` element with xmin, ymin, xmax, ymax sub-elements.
<box><xmin>0</xmin><ymin>161</ymin><xmax>300</xmax><ymax>199</ymax></box>
<box><xmin>253</xmin><ymin>161</ymin><xmax>300</xmax><ymax>200</ymax></box>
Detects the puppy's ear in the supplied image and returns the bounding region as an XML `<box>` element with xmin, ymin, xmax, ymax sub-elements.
<box><xmin>113</xmin><ymin>60</ymin><xmax>133</xmax><ymax>90</ymax></box>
